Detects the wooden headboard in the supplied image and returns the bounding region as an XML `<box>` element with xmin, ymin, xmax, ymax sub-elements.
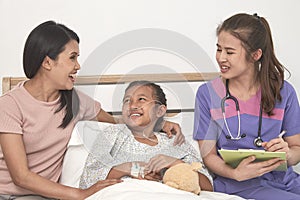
<box><xmin>2</xmin><ymin>72</ymin><xmax>219</xmax><ymax>94</ymax></box>
<box><xmin>2</xmin><ymin>72</ymin><xmax>219</xmax><ymax>116</ymax></box>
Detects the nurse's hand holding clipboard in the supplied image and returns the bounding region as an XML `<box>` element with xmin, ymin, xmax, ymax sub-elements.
<box><xmin>232</xmin><ymin>152</ymin><xmax>285</xmax><ymax>181</ymax></box>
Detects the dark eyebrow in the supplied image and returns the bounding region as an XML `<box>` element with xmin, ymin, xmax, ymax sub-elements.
<box><xmin>216</xmin><ymin>43</ymin><xmax>236</xmax><ymax>51</ymax></box>
<box><xmin>137</xmin><ymin>93</ymin><xmax>154</xmax><ymax>99</ymax></box>
<box><xmin>70</xmin><ymin>52</ymin><xmax>79</xmax><ymax>56</ymax></box>
<box><xmin>122</xmin><ymin>93</ymin><xmax>151</xmax><ymax>101</ymax></box>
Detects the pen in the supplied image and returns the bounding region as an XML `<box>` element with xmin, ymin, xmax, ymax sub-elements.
<box><xmin>278</xmin><ymin>130</ymin><xmax>286</xmax><ymax>138</ymax></box>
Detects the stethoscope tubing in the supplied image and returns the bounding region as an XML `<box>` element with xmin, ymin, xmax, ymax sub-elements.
<box><xmin>221</xmin><ymin>79</ymin><xmax>263</xmax><ymax>147</ymax></box>
<box><xmin>222</xmin><ymin>110</ymin><xmax>241</xmax><ymax>140</ymax></box>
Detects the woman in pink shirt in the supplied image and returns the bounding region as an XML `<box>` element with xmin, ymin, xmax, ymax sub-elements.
<box><xmin>0</xmin><ymin>21</ymin><xmax>183</xmax><ymax>200</ymax></box>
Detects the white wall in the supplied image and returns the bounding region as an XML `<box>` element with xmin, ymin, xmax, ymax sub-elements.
<box><xmin>1</xmin><ymin>0</ymin><xmax>299</xmax><ymax>96</ymax></box>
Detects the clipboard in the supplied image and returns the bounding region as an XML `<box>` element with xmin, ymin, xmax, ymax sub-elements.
<box><xmin>218</xmin><ymin>149</ymin><xmax>287</xmax><ymax>171</ymax></box>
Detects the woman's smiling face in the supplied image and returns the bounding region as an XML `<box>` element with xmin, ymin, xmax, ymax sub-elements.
<box><xmin>48</xmin><ymin>39</ymin><xmax>80</xmax><ymax>90</ymax></box>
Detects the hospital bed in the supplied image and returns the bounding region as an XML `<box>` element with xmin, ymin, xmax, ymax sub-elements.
<box><xmin>2</xmin><ymin>72</ymin><xmax>248</xmax><ymax>200</ymax></box>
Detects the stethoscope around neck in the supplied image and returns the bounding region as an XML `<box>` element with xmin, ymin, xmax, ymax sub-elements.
<box><xmin>221</xmin><ymin>79</ymin><xmax>263</xmax><ymax>147</ymax></box>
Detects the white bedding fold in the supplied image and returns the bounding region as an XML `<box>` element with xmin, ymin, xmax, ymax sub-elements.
<box><xmin>86</xmin><ymin>179</ymin><xmax>245</xmax><ymax>200</ymax></box>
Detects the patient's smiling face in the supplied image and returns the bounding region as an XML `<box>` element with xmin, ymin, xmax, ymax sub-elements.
<box><xmin>122</xmin><ymin>85</ymin><xmax>159</xmax><ymax>131</ymax></box>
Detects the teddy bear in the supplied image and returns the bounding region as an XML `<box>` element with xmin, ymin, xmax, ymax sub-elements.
<box><xmin>162</xmin><ymin>162</ymin><xmax>202</xmax><ymax>195</ymax></box>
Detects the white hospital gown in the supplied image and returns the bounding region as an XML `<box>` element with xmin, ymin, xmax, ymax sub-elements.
<box><xmin>79</xmin><ymin>123</ymin><xmax>212</xmax><ymax>189</ymax></box>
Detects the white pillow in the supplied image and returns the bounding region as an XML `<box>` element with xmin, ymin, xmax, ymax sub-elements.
<box><xmin>60</xmin><ymin>121</ymin><xmax>113</xmax><ymax>187</ymax></box>
<box><xmin>59</xmin><ymin>123</ymin><xmax>88</xmax><ymax>187</ymax></box>
<box><xmin>59</xmin><ymin>144</ymin><xmax>88</xmax><ymax>187</ymax></box>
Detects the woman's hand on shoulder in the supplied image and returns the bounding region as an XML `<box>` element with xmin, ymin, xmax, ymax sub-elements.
<box><xmin>161</xmin><ymin>120</ymin><xmax>185</xmax><ymax>145</ymax></box>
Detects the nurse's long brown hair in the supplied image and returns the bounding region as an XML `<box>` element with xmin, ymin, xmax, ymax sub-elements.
<box><xmin>217</xmin><ymin>13</ymin><xmax>289</xmax><ymax>115</ymax></box>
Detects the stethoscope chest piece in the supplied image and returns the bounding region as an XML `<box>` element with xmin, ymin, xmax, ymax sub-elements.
<box><xmin>254</xmin><ymin>137</ymin><xmax>263</xmax><ymax>147</ymax></box>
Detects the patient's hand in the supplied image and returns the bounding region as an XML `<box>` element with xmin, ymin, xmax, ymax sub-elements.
<box><xmin>143</xmin><ymin>172</ymin><xmax>162</xmax><ymax>182</ymax></box>
<box><xmin>145</xmin><ymin>154</ymin><xmax>182</xmax><ymax>175</ymax></box>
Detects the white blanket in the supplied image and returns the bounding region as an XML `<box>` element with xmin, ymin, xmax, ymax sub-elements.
<box><xmin>87</xmin><ymin>179</ymin><xmax>245</xmax><ymax>200</ymax></box>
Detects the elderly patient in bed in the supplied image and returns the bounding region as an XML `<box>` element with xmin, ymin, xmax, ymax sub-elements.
<box><xmin>78</xmin><ymin>80</ymin><xmax>213</xmax><ymax>192</ymax></box>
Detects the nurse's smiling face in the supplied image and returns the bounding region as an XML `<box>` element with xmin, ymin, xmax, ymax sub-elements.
<box><xmin>216</xmin><ymin>31</ymin><xmax>254</xmax><ymax>81</ymax></box>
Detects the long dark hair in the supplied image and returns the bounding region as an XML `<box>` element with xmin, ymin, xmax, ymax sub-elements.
<box><xmin>125</xmin><ymin>81</ymin><xmax>167</xmax><ymax>132</ymax></box>
<box><xmin>23</xmin><ymin>20</ymin><xmax>80</xmax><ymax>128</ymax></box>
<box><xmin>217</xmin><ymin>13</ymin><xmax>288</xmax><ymax>115</ymax></box>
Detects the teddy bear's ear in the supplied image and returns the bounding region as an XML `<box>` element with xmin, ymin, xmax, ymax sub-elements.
<box><xmin>191</xmin><ymin>162</ymin><xmax>202</xmax><ymax>171</ymax></box>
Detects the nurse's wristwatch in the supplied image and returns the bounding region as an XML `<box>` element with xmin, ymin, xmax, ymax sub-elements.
<box><xmin>130</xmin><ymin>162</ymin><xmax>145</xmax><ymax>178</ymax></box>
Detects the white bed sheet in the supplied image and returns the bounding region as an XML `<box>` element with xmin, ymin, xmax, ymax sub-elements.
<box><xmin>86</xmin><ymin>179</ymin><xmax>244</xmax><ymax>200</ymax></box>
